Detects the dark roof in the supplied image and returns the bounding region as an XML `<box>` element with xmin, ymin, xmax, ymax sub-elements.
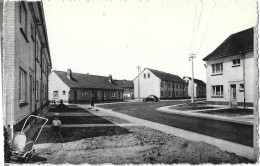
<box><xmin>113</xmin><ymin>80</ymin><xmax>134</xmax><ymax>88</ymax></box>
<box><xmin>146</xmin><ymin>68</ymin><xmax>187</xmax><ymax>84</ymax></box>
<box><xmin>203</xmin><ymin>27</ymin><xmax>254</xmax><ymax>61</ymax></box>
<box><xmin>53</xmin><ymin>70</ymin><xmax>123</xmax><ymax>90</ymax></box>
<box><xmin>184</xmin><ymin>77</ymin><xmax>206</xmax><ymax>86</ymax></box>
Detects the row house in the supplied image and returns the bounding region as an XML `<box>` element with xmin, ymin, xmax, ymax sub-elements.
<box><xmin>133</xmin><ymin>68</ymin><xmax>188</xmax><ymax>99</ymax></box>
<box><xmin>203</xmin><ymin>27</ymin><xmax>255</xmax><ymax>107</ymax></box>
<box><xmin>2</xmin><ymin>1</ymin><xmax>52</xmax><ymax>137</ymax></box>
<box><xmin>113</xmin><ymin>79</ymin><xmax>134</xmax><ymax>99</ymax></box>
<box><xmin>49</xmin><ymin>69</ymin><xmax>124</xmax><ymax>103</ymax></box>
<box><xmin>183</xmin><ymin>76</ymin><xmax>206</xmax><ymax>98</ymax></box>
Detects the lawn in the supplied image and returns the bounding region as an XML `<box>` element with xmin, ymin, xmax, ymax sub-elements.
<box><xmin>198</xmin><ymin>108</ymin><xmax>253</xmax><ymax>117</ymax></box>
<box><xmin>169</xmin><ymin>103</ymin><xmax>216</xmax><ymax>111</ymax></box>
<box><xmin>46</xmin><ymin>116</ymin><xmax>130</xmax><ymax>125</ymax></box>
<box><xmin>99</xmin><ymin>101</ymin><xmax>253</xmax><ymax>147</ymax></box>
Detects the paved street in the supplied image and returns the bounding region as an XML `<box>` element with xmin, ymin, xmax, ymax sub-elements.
<box><xmin>99</xmin><ymin>100</ymin><xmax>253</xmax><ymax>147</ymax></box>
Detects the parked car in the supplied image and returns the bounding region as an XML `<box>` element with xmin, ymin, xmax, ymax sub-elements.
<box><xmin>143</xmin><ymin>95</ymin><xmax>159</xmax><ymax>102</ymax></box>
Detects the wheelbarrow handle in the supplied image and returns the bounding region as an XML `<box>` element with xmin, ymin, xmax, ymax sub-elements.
<box><xmin>21</xmin><ymin>115</ymin><xmax>48</xmax><ymax>143</ymax></box>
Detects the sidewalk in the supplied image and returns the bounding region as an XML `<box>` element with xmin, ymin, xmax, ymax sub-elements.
<box><xmin>95</xmin><ymin>106</ymin><xmax>254</xmax><ymax>160</ymax></box>
<box><xmin>156</xmin><ymin>105</ymin><xmax>254</xmax><ymax>125</ymax></box>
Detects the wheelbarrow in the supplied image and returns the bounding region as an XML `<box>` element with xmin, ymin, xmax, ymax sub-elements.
<box><xmin>10</xmin><ymin>115</ymin><xmax>48</xmax><ymax>162</ymax></box>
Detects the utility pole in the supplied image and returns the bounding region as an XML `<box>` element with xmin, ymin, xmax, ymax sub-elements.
<box><xmin>189</xmin><ymin>54</ymin><xmax>196</xmax><ymax>104</ymax></box>
<box><xmin>137</xmin><ymin>66</ymin><xmax>141</xmax><ymax>101</ymax></box>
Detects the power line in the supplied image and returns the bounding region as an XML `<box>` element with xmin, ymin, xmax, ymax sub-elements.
<box><xmin>188</xmin><ymin>0</ymin><xmax>198</xmax><ymax>56</ymax></box>
<box><xmin>191</xmin><ymin>0</ymin><xmax>204</xmax><ymax>54</ymax></box>
<box><xmin>196</xmin><ymin>1</ymin><xmax>216</xmax><ymax>55</ymax></box>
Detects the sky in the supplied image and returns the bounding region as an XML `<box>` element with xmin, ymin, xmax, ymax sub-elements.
<box><xmin>42</xmin><ymin>0</ymin><xmax>257</xmax><ymax>82</ymax></box>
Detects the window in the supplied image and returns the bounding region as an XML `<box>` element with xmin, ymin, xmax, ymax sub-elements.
<box><xmin>36</xmin><ymin>81</ymin><xmax>38</xmax><ymax>101</ymax></box>
<box><xmin>232</xmin><ymin>59</ymin><xmax>240</xmax><ymax>66</ymax></box>
<box><xmin>176</xmin><ymin>91</ymin><xmax>178</xmax><ymax>96</ymax></box>
<box><xmin>161</xmin><ymin>82</ymin><xmax>164</xmax><ymax>88</ymax></box>
<box><xmin>19</xmin><ymin>2</ymin><xmax>28</xmax><ymax>40</ymax></box>
<box><xmin>168</xmin><ymin>91</ymin><xmax>171</xmax><ymax>96</ymax></box>
<box><xmin>63</xmin><ymin>91</ymin><xmax>66</xmax><ymax>95</ymax></box>
<box><xmin>239</xmin><ymin>84</ymin><xmax>244</xmax><ymax>91</ymax></box>
<box><xmin>168</xmin><ymin>83</ymin><xmax>170</xmax><ymax>88</ymax></box>
<box><xmin>19</xmin><ymin>69</ymin><xmax>27</xmax><ymax>102</ymax></box>
<box><xmin>104</xmin><ymin>92</ymin><xmax>107</xmax><ymax>98</ymax></box>
<box><xmin>165</xmin><ymin>82</ymin><xmax>167</xmax><ymax>86</ymax></box>
<box><xmin>81</xmin><ymin>91</ymin><xmax>87</xmax><ymax>98</ymax></box>
<box><xmin>212</xmin><ymin>63</ymin><xmax>223</xmax><ymax>74</ymax></box>
<box><xmin>53</xmin><ymin>91</ymin><xmax>58</xmax><ymax>99</ymax></box>
<box><xmin>148</xmin><ymin>73</ymin><xmax>150</xmax><ymax>79</ymax></box>
<box><xmin>37</xmin><ymin>41</ymin><xmax>41</xmax><ymax>62</ymax></box>
<box><xmin>31</xmin><ymin>23</ymin><xmax>34</xmax><ymax>41</ymax></box>
<box><xmin>144</xmin><ymin>73</ymin><xmax>146</xmax><ymax>79</ymax></box>
<box><xmin>161</xmin><ymin>91</ymin><xmax>164</xmax><ymax>96</ymax></box>
<box><xmin>212</xmin><ymin>85</ymin><xmax>223</xmax><ymax>96</ymax></box>
<box><xmin>175</xmin><ymin>84</ymin><xmax>178</xmax><ymax>89</ymax></box>
<box><xmin>112</xmin><ymin>91</ymin><xmax>116</xmax><ymax>97</ymax></box>
<box><xmin>179</xmin><ymin>84</ymin><xmax>181</xmax><ymax>89</ymax></box>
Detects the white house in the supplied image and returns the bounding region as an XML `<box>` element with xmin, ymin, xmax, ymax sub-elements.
<box><xmin>203</xmin><ymin>27</ymin><xmax>254</xmax><ymax>107</ymax></box>
<box><xmin>183</xmin><ymin>77</ymin><xmax>206</xmax><ymax>98</ymax></box>
<box><xmin>133</xmin><ymin>68</ymin><xmax>188</xmax><ymax>99</ymax></box>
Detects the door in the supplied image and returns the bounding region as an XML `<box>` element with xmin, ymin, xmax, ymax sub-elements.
<box><xmin>74</xmin><ymin>91</ymin><xmax>77</xmax><ymax>102</ymax></box>
<box><xmin>230</xmin><ymin>84</ymin><xmax>237</xmax><ymax>107</ymax></box>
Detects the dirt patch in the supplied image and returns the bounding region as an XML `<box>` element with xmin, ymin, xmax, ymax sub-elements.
<box><xmin>46</xmin><ymin>116</ymin><xmax>130</xmax><ymax>125</ymax></box>
<box><xmin>34</xmin><ymin>126</ymin><xmax>252</xmax><ymax>164</ymax></box>
<box><xmin>49</xmin><ymin>104</ymin><xmax>90</xmax><ymax>113</ymax></box>
<box><xmin>197</xmin><ymin>108</ymin><xmax>253</xmax><ymax>116</ymax></box>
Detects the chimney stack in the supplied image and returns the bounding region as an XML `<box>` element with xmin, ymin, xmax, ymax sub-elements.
<box><xmin>108</xmin><ymin>74</ymin><xmax>112</xmax><ymax>83</ymax></box>
<box><xmin>67</xmin><ymin>69</ymin><xmax>72</xmax><ymax>79</ymax></box>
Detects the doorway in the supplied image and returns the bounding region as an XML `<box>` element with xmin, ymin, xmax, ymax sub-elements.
<box><xmin>230</xmin><ymin>84</ymin><xmax>237</xmax><ymax>107</ymax></box>
<box><xmin>74</xmin><ymin>91</ymin><xmax>77</xmax><ymax>103</ymax></box>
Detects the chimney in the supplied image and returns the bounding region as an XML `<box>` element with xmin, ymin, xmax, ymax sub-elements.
<box><xmin>67</xmin><ymin>69</ymin><xmax>72</xmax><ymax>79</ymax></box>
<box><xmin>108</xmin><ymin>74</ymin><xmax>112</xmax><ymax>83</ymax></box>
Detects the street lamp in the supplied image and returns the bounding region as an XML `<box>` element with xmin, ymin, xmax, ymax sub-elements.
<box><xmin>189</xmin><ymin>54</ymin><xmax>196</xmax><ymax>104</ymax></box>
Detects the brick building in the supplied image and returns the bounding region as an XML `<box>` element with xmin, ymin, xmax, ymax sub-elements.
<box><xmin>133</xmin><ymin>68</ymin><xmax>188</xmax><ymax>99</ymax></box>
<box><xmin>203</xmin><ymin>27</ymin><xmax>254</xmax><ymax>107</ymax></box>
<box><xmin>2</xmin><ymin>1</ymin><xmax>52</xmax><ymax>137</ymax></box>
<box><xmin>49</xmin><ymin>69</ymin><xmax>124</xmax><ymax>103</ymax></box>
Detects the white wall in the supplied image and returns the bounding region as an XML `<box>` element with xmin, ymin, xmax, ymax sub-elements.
<box><xmin>49</xmin><ymin>71</ymin><xmax>70</xmax><ymax>102</ymax></box>
<box><xmin>134</xmin><ymin>69</ymin><xmax>161</xmax><ymax>99</ymax></box>
<box><xmin>205</xmin><ymin>51</ymin><xmax>254</xmax><ymax>105</ymax></box>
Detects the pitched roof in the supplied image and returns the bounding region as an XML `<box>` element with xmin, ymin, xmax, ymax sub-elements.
<box><xmin>184</xmin><ymin>77</ymin><xmax>206</xmax><ymax>86</ymax></box>
<box><xmin>113</xmin><ymin>80</ymin><xmax>134</xmax><ymax>88</ymax></box>
<box><xmin>53</xmin><ymin>70</ymin><xmax>123</xmax><ymax>90</ymax></box>
<box><xmin>203</xmin><ymin>27</ymin><xmax>254</xmax><ymax>61</ymax></box>
<box><xmin>146</xmin><ymin>68</ymin><xmax>187</xmax><ymax>84</ymax></box>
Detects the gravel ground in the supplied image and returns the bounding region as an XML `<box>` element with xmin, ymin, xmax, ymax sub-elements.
<box><xmin>33</xmin><ymin>126</ymin><xmax>252</xmax><ymax>164</ymax></box>
<box><xmin>46</xmin><ymin>116</ymin><xmax>130</xmax><ymax>125</ymax></box>
<box><xmin>197</xmin><ymin>108</ymin><xmax>253</xmax><ymax>116</ymax></box>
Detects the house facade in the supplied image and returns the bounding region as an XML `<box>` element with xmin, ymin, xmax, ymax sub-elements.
<box><xmin>133</xmin><ymin>68</ymin><xmax>188</xmax><ymax>99</ymax></box>
<box><xmin>2</xmin><ymin>1</ymin><xmax>52</xmax><ymax>136</ymax></box>
<box><xmin>203</xmin><ymin>27</ymin><xmax>254</xmax><ymax>107</ymax></box>
<box><xmin>49</xmin><ymin>69</ymin><xmax>124</xmax><ymax>103</ymax></box>
<box><xmin>114</xmin><ymin>80</ymin><xmax>134</xmax><ymax>99</ymax></box>
<box><xmin>183</xmin><ymin>77</ymin><xmax>206</xmax><ymax>98</ymax></box>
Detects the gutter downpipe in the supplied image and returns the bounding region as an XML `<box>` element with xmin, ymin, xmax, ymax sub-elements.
<box><xmin>34</xmin><ymin>23</ymin><xmax>42</xmax><ymax>115</ymax></box>
<box><xmin>241</xmin><ymin>51</ymin><xmax>246</xmax><ymax>109</ymax></box>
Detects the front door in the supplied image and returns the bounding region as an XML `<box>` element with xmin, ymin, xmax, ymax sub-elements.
<box><xmin>230</xmin><ymin>84</ymin><xmax>237</xmax><ymax>107</ymax></box>
<box><xmin>74</xmin><ymin>91</ymin><xmax>77</xmax><ymax>103</ymax></box>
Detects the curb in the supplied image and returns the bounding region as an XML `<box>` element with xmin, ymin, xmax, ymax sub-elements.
<box><xmin>156</xmin><ymin>106</ymin><xmax>253</xmax><ymax>125</ymax></box>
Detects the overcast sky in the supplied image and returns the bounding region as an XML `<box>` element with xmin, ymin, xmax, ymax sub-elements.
<box><xmin>42</xmin><ymin>0</ymin><xmax>257</xmax><ymax>82</ymax></box>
